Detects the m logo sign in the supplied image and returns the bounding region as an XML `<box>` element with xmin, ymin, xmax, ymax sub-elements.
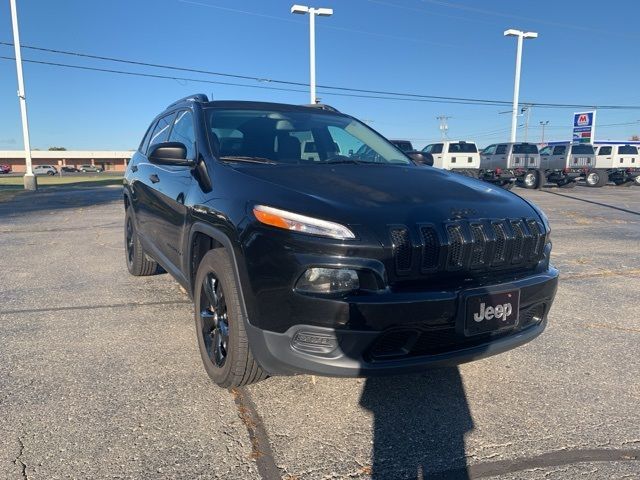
<box><xmin>577</xmin><ymin>114</ymin><xmax>589</xmax><ymax>126</ymax></box>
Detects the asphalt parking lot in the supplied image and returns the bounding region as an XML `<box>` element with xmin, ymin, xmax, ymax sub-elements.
<box><xmin>0</xmin><ymin>184</ymin><xmax>639</xmax><ymax>479</ymax></box>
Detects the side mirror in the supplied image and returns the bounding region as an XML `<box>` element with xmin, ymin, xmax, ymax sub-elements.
<box><xmin>407</xmin><ymin>151</ymin><xmax>434</xmax><ymax>167</ymax></box>
<box><xmin>148</xmin><ymin>142</ymin><xmax>195</xmax><ymax>167</ymax></box>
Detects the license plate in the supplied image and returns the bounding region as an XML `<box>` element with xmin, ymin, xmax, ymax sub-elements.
<box><xmin>464</xmin><ymin>290</ymin><xmax>520</xmax><ymax>336</ymax></box>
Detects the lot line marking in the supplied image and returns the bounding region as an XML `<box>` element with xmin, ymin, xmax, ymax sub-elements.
<box><xmin>541</xmin><ymin>190</ymin><xmax>640</xmax><ymax>216</ymax></box>
<box><xmin>0</xmin><ymin>300</ymin><xmax>191</xmax><ymax>316</ymax></box>
<box><xmin>231</xmin><ymin>387</ymin><xmax>280</xmax><ymax>480</ymax></box>
<box><xmin>465</xmin><ymin>448</ymin><xmax>640</xmax><ymax>478</ymax></box>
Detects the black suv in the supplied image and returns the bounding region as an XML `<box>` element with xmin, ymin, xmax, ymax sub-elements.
<box><xmin>124</xmin><ymin>94</ymin><xmax>558</xmax><ymax>387</ymax></box>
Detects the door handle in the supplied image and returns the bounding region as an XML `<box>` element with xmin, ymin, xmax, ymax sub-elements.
<box><xmin>149</xmin><ymin>174</ymin><xmax>160</xmax><ymax>184</ymax></box>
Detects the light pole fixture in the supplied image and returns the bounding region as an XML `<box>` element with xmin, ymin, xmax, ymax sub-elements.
<box><xmin>291</xmin><ymin>4</ymin><xmax>333</xmax><ymax>104</ymax></box>
<box><xmin>539</xmin><ymin>120</ymin><xmax>549</xmax><ymax>144</ymax></box>
<box><xmin>504</xmin><ymin>29</ymin><xmax>538</xmax><ymax>143</ymax></box>
<box><xmin>9</xmin><ymin>0</ymin><xmax>37</xmax><ymax>190</ymax></box>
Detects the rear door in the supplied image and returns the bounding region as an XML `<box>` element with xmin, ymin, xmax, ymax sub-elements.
<box><xmin>431</xmin><ymin>143</ymin><xmax>444</xmax><ymax>168</ymax></box>
<box><xmin>550</xmin><ymin>145</ymin><xmax>567</xmax><ymax>170</ymax></box>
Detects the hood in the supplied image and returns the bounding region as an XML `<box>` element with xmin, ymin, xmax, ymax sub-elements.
<box><xmin>226</xmin><ymin>163</ymin><xmax>539</xmax><ymax>227</ymax></box>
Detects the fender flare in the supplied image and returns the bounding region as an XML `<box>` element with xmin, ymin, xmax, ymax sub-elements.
<box><xmin>187</xmin><ymin>222</ymin><xmax>251</xmax><ymax>319</ymax></box>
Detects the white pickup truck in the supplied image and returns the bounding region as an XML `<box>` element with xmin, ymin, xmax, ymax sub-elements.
<box><xmin>586</xmin><ymin>143</ymin><xmax>640</xmax><ymax>187</ymax></box>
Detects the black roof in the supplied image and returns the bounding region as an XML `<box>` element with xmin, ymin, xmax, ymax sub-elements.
<box><xmin>166</xmin><ymin>93</ymin><xmax>340</xmax><ymax>114</ymax></box>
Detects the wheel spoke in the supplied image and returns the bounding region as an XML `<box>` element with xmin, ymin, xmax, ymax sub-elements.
<box><xmin>203</xmin><ymin>275</ymin><xmax>218</xmax><ymax>308</ymax></box>
<box><xmin>200</xmin><ymin>309</ymin><xmax>216</xmax><ymax>332</ymax></box>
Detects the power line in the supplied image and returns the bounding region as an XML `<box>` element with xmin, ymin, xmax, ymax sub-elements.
<box><xmin>2</xmin><ymin>42</ymin><xmax>640</xmax><ymax>110</ymax></box>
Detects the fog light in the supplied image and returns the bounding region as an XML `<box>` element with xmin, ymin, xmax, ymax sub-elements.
<box><xmin>296</xmin><ymin>268</ymin><xmax>359</xmax><ymax>294</ymax></box>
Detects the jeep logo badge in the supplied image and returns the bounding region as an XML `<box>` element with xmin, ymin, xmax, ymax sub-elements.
<box><xmin>473</xmin><ymin>302</ymin><xmax>513</xmax><ymax>322</ymax></box>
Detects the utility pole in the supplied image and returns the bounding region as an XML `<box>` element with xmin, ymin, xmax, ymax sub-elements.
<box><xmin>504</xmin><ymin>29</ymin><xmax>538</xmax><ymax>143</ymax></box>
<box><xmin>9</xmin><ymin>0</ymin><xmax>37</xmax><ymax>190</ymax></box>
<box><xmin>436</xmin><ymin>115</ymin><xmax>451</xmax><ymax>140</ymax></box>
<box><xmin>539</xmin><ymin>120</ymin><xmax>549</xmax><ymax>144</ymax></box>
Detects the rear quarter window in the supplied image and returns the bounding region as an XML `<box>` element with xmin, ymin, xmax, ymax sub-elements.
<box><xmin>618</xmin><ymin>145</ymin><xmax>638</xmax><ymax>155</ymax></box>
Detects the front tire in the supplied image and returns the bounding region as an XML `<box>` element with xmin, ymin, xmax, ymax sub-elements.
<box><xmin>194</xmin><ymin>249</ymin><xmax>266</xmax><ymax>388</ymax></box>
<box><xmin>124</xmin><ymin>207</ymin><xmax>158</xmax><ymax>276</ymax></box>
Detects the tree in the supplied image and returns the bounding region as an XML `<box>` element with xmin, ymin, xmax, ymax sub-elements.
<box><xmin>630</xmin><ymin>135</ymin><xmax>639</xmax><ymax>141</ymax></box>
<box><xmin>48</xmin><ymin>146</ymin><xmax>67</xmax><ymax>151</ymax></box>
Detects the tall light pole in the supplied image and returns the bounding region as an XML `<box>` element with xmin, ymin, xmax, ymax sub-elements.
<box><xmin>504</xmin><ymin>29</ymin><xmax>538</xmax><ymax>143</ymax></box>
<box><xmin>539</xmin><ymin>120</ymin><xmax>549</xmax><ymax>144</ymax></box>
<box><xmin>9</xmin><ymin>0</ymin><xmax>37</xmax><ymax>190</ymax></box>
<box><xmin>291</xmin><ymin>4</ymin><xmax>333</xmax><ymax>104</ymax></box>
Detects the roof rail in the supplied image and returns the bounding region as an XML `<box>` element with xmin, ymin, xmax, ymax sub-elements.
<box><xmin>303</xmin><ymin>103</ymin><xmax>340</xmax><ymax>113</ymax></box>
<box><xmin>167</xmin><ymin>93</ymin><xmax>209</xmax><ymax>109</ymax></box>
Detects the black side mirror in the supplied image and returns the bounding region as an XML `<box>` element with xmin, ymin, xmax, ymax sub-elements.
<box><xmin>407</xmin><ymin>151</ymin><xmax>434</xmax><ymax>167</ymax></box>
<box><xmin>148</xmin><ymin>142</ymin><xmax>195</xmax><ymax>167</ymax></box>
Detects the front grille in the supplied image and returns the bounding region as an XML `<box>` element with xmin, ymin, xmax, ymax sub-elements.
<box><xmin>390</xmin><ymin>227</ymin><xmax>412</xmax><ymax>273</ymax></box>
<box><xmin>388</xmin><ymin>217</ymin><xmax>546</xmax><ymax>279</ymax></box>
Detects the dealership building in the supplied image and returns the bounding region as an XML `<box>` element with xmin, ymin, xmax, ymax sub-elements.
<box><xmin>0</xmin><ymin>150</ymin><xmax>133</xmax><ymax>172</ymax></box>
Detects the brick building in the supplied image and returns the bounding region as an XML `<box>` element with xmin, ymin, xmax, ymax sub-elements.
<box><xmin>0</xmin><ymin>150</ymin><xmax>133</xmax><ymax>172</ymax></box>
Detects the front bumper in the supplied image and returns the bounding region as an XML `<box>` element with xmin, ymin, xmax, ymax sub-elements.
<box><xmin>245</xmin><ymin>267</ymin><xmax>558</xmax><ymax>377</ymax></box>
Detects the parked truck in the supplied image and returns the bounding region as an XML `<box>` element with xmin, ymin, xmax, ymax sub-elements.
<box><xmin>586</xmin><ymin>143</ymin><xmax>640</xmax><ymax>187</ymax></box>
<box><xmin>539</xmin><ymin>142</ymin><xmax>596</xmax><ymax>188</ymax></box>
<box><xmin>479</xmin><ymin>142</ymin><xmax>541</xmax><ymax>189</ymax></box>
<box><xmin>421</xmin><ymin>140</ymin><xmax>480</xmax><ymax>177</ymax></box>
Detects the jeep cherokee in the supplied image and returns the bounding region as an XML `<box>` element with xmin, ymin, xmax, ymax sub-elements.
<box><xmin>123</xmin><ymin>94</ymin><xmax>558</xmax><ymax>387</ymax></box>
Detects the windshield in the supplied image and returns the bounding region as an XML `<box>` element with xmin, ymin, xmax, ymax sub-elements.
<box><xmin>570</xmin><ymin>144</ymin><xmax>594</xmax><ymax>155</ymax></box>
<box><xmin>512</xmin><ymin>144</ymin><xmax>539</xmax><ymax>154</ymax></box>
<box><xmin>205</xmin><ymin>108</ymin><xmax>411</xmax><ymax>165</ymax></box>
<box><xmin>448</xmin><ymin>142</ymin><xmax>477</xmax><ymax>153</ymax></box>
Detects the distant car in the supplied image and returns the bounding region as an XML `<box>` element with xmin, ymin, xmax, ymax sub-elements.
<box><xmin>0</xmin><ymin>164</ymin><xmax>11</xmax><ymax>174</ymax></box>
<box><xmin>61</xmin><ymin>166</ymin><xmax>79</xmax><ymax>173</ymax></box>
<box><xmin>79</xmin><ymin>165</ymin><xmax>102</xmax><ymax>173</ymax></box>
<box><xmin>33</xmin><ymin>165</ymin><xmax>58</xmax><ymax>176</ymax></box>
<box><xmin>422</xmin><ymin>140</ymin><xmax>481</xmax><ymax>177</ymax></box>
<box><xmin>390</xmin><ymin>139</ymin><xmax>415</xmax><ymax>153</ymax></box>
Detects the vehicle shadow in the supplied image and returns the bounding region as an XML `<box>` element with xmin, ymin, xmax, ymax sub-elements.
<box><xmin>359</xmin><ymin>368</ymin><xmax>473</xmax><ymax>479</ymax></box>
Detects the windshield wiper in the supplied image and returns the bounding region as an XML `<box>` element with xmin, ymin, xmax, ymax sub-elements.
<box><xmin>219</xmin><ymin>156</ymin><xmax>277</xmax><ymax>165</ymax></box>
<box><xmin>323</xmin><ymin>156</ymin><xmax>363</xmax><ymax>165</ymax></box>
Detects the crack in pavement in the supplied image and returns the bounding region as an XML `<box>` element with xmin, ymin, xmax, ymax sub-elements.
<box><xmin>13</xmin><ymin>437</ymin><xmax>28</xmax><ymax>480</ymax></box>
<box><xmin>231</xmin><ymin>387</ymin><xmax>280</xmax><ymax>480</ymax></box>
<box><xmin>0</xmin><ymin>300</ymin><xmax>191</xmax><ymax>316</ymax></box>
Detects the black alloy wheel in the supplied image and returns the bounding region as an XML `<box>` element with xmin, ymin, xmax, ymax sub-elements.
<box><xmin>199</xmin><ymin>272</ymin><xmax>230</xmax><ymax>368</ymax></box>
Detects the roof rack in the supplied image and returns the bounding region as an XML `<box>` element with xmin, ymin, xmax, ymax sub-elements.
<box><xmin>167</xmin><ymin>93</ymin><xmax>209</xmax><ymax>109</ymax></box>
<box><xmin>303</xmin><ymin>103</ymin><xmax>340</xmax><ymax>113</ymax></box>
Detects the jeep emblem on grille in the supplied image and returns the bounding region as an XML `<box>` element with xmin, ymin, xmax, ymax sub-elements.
<box><xmin>449</xmin><ymin>207</ymin><xmax>477</xmax><ymax>219</ymax></box>
<box><xmin>474</xmin><ymin>302</ymin><xmax>513</xmax><ymax>322</ymax></box>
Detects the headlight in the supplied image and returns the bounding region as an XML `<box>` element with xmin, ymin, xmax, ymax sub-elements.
<box><xmin>296</xmin><ymin>268</ymin><xmax>359</xmax><ymax>294</ymax></box>
<box><xmin>253</xmin><ymin>205</ymin><xmax>355</xmax><ymax>240</ymax></box>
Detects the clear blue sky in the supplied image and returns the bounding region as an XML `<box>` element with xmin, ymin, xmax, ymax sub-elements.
<box><xmin>1</xmin><ymin>0</ymin><xmax>639</xmax><ymax>151</ymax></box>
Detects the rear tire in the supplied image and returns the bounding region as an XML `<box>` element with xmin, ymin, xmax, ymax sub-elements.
<box><xmin>124</xmin><ymin>207</ymin><xmax>158</xmax><ymax>276</ymax></box>
<box><xmin>521</xmin><ymin>170</ymin><xmax>540</xmax><ymax>189</ymax></box>
<box><xmin>585</xmin><ymin>169</ymin><xmax>607</xmax><ymax>187</ymax></box>
<box><xmin>194</xmin><ymin>249</ymin><xmax>267</xmax><ymax>388</ymax></box>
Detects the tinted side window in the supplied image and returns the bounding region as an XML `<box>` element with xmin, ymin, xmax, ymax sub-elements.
<box><xmin>138</xmin><ymin>123</ymin><xmax>155</xmax><ymax>154</ymax></box>
<box><xmin>495</xmin><ymin>145</ymin><xmax>507</xmax><ymax>155</ymax></box>
<box><xmin>598</xmin><ymin>146</ymin><xmax>612</xmax><ymax>155</ymax></box>
<box><xmin>148</xmin><ymin>113</ymin><xmax>176</xmax><ymax>153</ymax></box>
<box><xmin>539</xmin><ymin>146</ymin><xmax>552</xmax><ymax>155</ymax></box>
<box><xmin>552</xmin><ymin>146</ymin><xmax>567</xmax><ymax>155</ymax></box>
<box><xmin>482</xmin><ymin>145</ymin><xmax>496</xmax><ymax>155</ymax></box>
<box><xmin>431</xmin><ymin>143</ymin><xmax>443</xmax><ymax>154</ymax></box>
<box><xmin>169</xmin><ymin>110</ymin><xmax>196</xmax><ymax>160</ymax></box>
<box><xmin>618</xmin><ymin>145</ymin><xmax>638</xmax><ymax>155</ymax></box>
<box><xmin>422</xmin><ymin>144</ymin><xmax>433</xmax><ymax>153</ymax></box>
